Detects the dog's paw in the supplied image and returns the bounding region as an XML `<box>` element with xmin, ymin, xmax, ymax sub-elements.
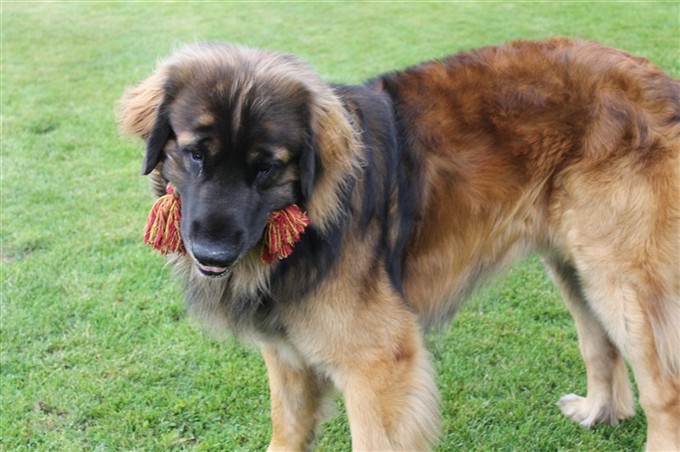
<box><xmin>557</xmin><ymin>393</ymin><xmax>634</xmax><ymax>427</ymax></box>
<box><xmin>558</xmin><ymin>393</ymin><xmax>600</xmax><ymax>427</ymax></box>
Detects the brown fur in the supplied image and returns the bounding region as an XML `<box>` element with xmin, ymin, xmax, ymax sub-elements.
<box><xmin>119</xmin><ymin>38</ymin><xmax>680</xmax><ymax>450</ymax></box>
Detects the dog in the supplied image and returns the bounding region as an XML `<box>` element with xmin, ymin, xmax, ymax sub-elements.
<box><xmin>119</xmin><ymin>38</ymin><xmax>679</xmax><ymax>450</ymax></box>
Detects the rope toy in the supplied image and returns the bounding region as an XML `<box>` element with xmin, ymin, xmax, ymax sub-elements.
<box><xmin>143</xmin><ymin>186</ymin><xmax>185</xmax><ymax>255</ymax></box>
<box><xmin>144</xmin><ymin>185</ymin><xmax>310</xmax><ymax>264</ymax></box>
<box><xmin>260</xmin><ymin>205</ymin><xmax>310</xmax><ymax>264</ymax></box>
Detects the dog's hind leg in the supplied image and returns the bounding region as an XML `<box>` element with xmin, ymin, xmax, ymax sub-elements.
<box><xmin>544</xmin><ymin>255</ymin><xmax>636</xmax><ymax>427</ymax></box>
<box><xmin>574</xmin><ymin>263</ymin><xmax>680</xmax><ymax>450</ymax></box>
<box><xmin>573</xmin><ymin>256</ymin><xmax>680</xmax><ymax>450</ymax></box>
<box><xmin>551</xmin><ymin>160</ymin><xmax>680</xmax><ymax>449</ymax></box>
<box><xmin>261</xmin><ymin>343</ymin><xmax>333</xmax><ymax>452</ymax></box>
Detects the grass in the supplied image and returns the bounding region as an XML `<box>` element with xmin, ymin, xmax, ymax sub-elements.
<box><xmin>1</xmin><ymin>2</ymin><xmax>677</xmax><ymax>450</ymax></box>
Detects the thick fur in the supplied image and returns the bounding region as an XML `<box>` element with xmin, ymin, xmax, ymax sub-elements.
<box><xmin>119</xmin><ymin>38</ymin><xmax>680</xmax><ymax>450</ymax></box>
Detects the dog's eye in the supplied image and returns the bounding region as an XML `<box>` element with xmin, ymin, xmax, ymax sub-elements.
<box><xmin>256</xmin><ymin>160</ymin><xmax>275</xmax><ymax>177</ymax></box>
<box><xmin>258</xmin><ymin>164</ymin><xmax>273</xmax><ymax>176</ymax></box>
<box><xmin>190</xmin><ymin>151</ymin><xmax>203</xmax><ymax>162</ymax></box>
<box><xmin>254</xmin><ymin>161</ymin><xmax>278</xmax><ymax>186</ymax></box>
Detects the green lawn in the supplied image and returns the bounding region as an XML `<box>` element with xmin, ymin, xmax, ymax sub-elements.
<box><xmin>2</xmin><ymin>2</ymin><xmax>677</xmax><ymax>450</ymax></box>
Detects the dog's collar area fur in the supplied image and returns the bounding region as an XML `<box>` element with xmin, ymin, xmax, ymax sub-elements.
<box><xmin>143</xmin><ymin>185</ymin><xmax>310</xmax><ymax>264</ymax></box>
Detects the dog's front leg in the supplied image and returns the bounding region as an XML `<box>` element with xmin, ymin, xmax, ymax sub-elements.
<box><xmin>335</xmin><ymin>318</ymin><xmax>441</xmax><ymax>451</ymax></box>
<box><xmin>261</xmin><ymin>343</ymin><xmax>332</xmax><ymax>452</ymax></box>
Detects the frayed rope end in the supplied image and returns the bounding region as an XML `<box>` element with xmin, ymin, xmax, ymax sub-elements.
<box><xmin>261</xmin><ymin>205</ymin><xmax>310</xmax><ymax>264</ymax></box>
<box><xmin>143</xmin><ymin>186</ymin><xmax>186</xmax><ymax>255</ymax></box>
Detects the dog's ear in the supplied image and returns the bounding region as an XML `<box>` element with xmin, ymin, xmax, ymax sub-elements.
<box><xmin>299</xmin><ymin>130</ymin><xmax>319</xmax><ymax>202</ymax></box>
<box><xmin>118</xmin><ymin>71</ymin><xmax>171</xmax><ymax>175</ymax></box>
<box><xmin>141</xmin><ymin>103</ymin><xmax>172</xmax><ymax>175</ymax></box>
<box><xmin>118</xmin><ymin>71</ymin><xmax>165</xmax><ymax>139</ymax></box>
<box><xmin>298</xmin><ymin>86</ymin><xmax>360</xmax><ymax>232</ymax></box>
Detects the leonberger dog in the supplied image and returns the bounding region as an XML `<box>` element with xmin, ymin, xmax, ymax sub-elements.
<box><xmin>119</xmin><ymin>38</ymin><xmax>680</xmax><ymax>450</ymax></box>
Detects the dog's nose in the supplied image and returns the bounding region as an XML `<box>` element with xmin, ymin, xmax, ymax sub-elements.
<box><xmin>191</xmin><ymin>242</ymin><xmax>239</xmax><ymax>270</ymax></box>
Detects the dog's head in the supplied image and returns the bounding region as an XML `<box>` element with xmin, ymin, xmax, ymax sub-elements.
<box><xmin>119</xmin><ymin>44</ymin><xmax>359</xmax><ymax>277</ymax></box>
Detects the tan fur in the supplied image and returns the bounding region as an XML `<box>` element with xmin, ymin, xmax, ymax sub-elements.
<box><xmin>261</xmin><ymin>343</ymin><xmax>334</xmax><ymax>451</ymax></box>
<box><xmin>119</xmin><ymin>39</ymin><xmax>680</xmax><ymax>450</ymax></box>
<box><xmin>118</xmin><ymin>70</ymin><xmax>166</xmax><ymax>139</ymax></box>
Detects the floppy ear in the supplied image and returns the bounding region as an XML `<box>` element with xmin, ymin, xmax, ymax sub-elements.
<box><xmin>296</xmin><ymin>89</ymin><xmax>362</xmax><ymax>233</ymax></box>
<box><xmin>118</xmin><ymin>71</ymin><xmax>166</xmax><ymax>139</ymax></box>
<box><xmin>118</xmin><ymin>71</ymin><xmax>170</xmax><ymax>175</ymax></box>
<box><xmin>141</xmin><ymin>104</ymin><xmax>172</xmax><ymax>175</ymax></box>
<box><xmin>299</xmin><ymin>130</ymin><xmax>319</xmax><ymax>202</ymax></box>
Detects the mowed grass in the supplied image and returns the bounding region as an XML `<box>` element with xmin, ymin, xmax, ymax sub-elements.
<box><xmin>2</xmin><ymin>2</ymin><xmax>678</xmax><ymax>450</ymax></box>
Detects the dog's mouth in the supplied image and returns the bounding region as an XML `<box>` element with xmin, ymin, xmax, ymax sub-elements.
<box><xmin>195</xmin><ymin>262</ymin><xmax>231</xmax><ymax>279</ymax></box>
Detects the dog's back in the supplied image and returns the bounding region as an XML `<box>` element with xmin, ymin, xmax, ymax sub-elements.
<box><xmin>380</xmin><ymin>38</ymin><xmax>680</xmax><ymax>449</ymax></box>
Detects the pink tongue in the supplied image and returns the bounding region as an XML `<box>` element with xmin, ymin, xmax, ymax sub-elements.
<box><xmin>198</xmin><ymin>263</ymin><xmax>227</xmax><ymax>274</ymax></box>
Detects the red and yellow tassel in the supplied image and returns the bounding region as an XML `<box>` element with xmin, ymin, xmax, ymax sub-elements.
<box><xmin>261</xmin><ymin>205</ymin><xmax>310</xmax><ymax>264</ymax></box>
<box><xmin>143</xmin><ymin>186</ymin><xmax>310</xmax><ymax>263</ymax></box>
<box><xmin>144</xmin><ymin>186</ymin><xmax>186</xmax><ymax>255</ymax></box>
